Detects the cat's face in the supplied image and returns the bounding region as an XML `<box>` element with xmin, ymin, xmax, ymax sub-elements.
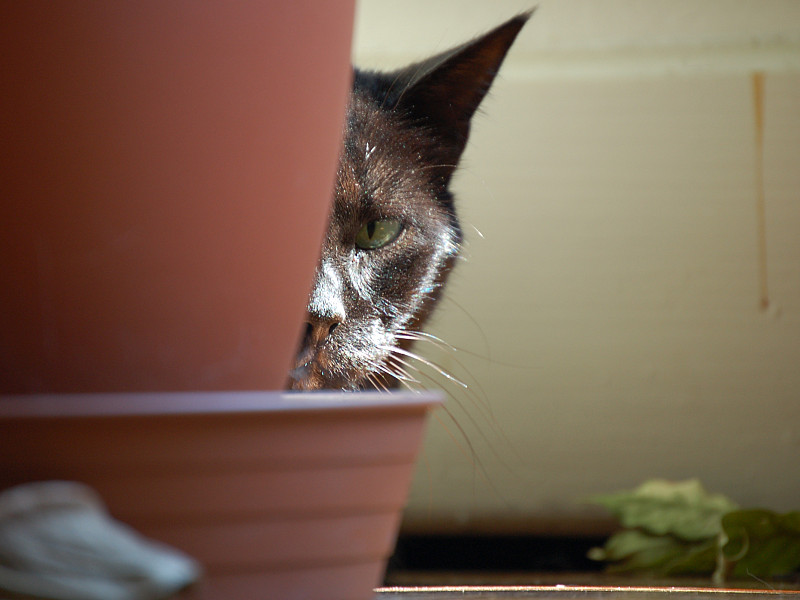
<box><xmin>288</xmin><ymin>13</ymin><xmax>529</xmax><ymax>391</ymax></box>
<box><xmin>289</xmin><ymin>90</ymin><xmax>461</xmax><ymax>390</ymax></box>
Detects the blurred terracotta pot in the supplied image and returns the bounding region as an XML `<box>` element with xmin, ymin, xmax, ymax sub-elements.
<box><xmin>0</xmin><ymin>391</ymin><xmax>443</xmax><ymax>600</ymax></box>
<box><xmin>0</xmin><ymin>2</ymin><xmax>354</xmax><ymax>392</ymax></box>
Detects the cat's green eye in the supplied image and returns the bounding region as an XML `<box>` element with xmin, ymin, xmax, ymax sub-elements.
<box><xmin>355</xmin><ymin>219</ymin><xmax>403</xmax><ymax>250</ymax></box>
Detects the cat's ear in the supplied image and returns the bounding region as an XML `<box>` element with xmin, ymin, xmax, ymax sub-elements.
<box><xmin>392</xmin><ymin>11</ymin><xmax>531</xmax><ymax>163</ymax></box>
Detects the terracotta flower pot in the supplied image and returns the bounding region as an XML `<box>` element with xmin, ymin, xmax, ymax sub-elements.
<box><xmin>0</xmin><ymin>391</ymin><xmax>443</xmax><ymax>600</ymax></box>
<box><xmin>0</xmin><ymin>8</ymin><xmax>437</xmax><ymax>600</ymax></box>
<box><xmin>0</xmin><ymin>1</ymin><xmax>355</xmax><ymax>392</ymax></box>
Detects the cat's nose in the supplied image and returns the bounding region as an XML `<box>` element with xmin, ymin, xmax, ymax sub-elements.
<box><xmin>304</xmin><ymin>315</ymin><xmax>342</xmax><ymax>348</ymax></box>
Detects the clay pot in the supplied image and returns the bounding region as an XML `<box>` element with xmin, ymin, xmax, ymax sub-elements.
<box><xmin>0</xmin><ymin>391</ymin><xmax>442</xmax><ymax>600</ymax></box>
<box><xmin>0</xmin><ymin>2</ymin><xmax>355</xmax><ymax>392</ymax></box>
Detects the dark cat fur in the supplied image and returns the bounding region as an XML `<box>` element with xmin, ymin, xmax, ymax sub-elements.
<box><xmin>289</xmin><ymin>13</ymin><xmax>529</xmax><ymax>391</ymax></box>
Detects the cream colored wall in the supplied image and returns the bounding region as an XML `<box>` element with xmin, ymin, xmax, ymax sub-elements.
<box><xmin>353</xmin><ymin>0</ymin><xmax>800</xmax><ymax>534</ymax></box>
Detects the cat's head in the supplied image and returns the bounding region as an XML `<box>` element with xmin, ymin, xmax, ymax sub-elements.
<box><xmin>289</xmin><ymin>13</ymin><xmax>529</xmax><ymax>391</ymax></box>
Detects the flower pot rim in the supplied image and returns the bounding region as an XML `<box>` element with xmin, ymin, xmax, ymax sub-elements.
<box><xmin>0</xmin><ymin>390</ymin><xmax>444</xmax><ymax>419</ymax></box>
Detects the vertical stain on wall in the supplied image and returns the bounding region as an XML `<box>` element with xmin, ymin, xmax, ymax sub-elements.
<box><xmin>752</xmin><ymin>71</ymin><xmax>769</xmax><ymax>311</ymax></box>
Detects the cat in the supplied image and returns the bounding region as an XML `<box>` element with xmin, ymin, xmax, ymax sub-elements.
<box><xmin>289</xmin><ymin>13</ymin><xmax>529</xmax><ymax>391</ymax></box>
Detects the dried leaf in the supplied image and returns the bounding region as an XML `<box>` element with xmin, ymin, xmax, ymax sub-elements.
<box><xmin>588</xmin><ymin>529</ymin><xmax>716</xmax><ymax>575</ymax></box>
<box><xmin>588</xmin><ymin>480</ymin><xmax>800</xmax><ymax>584</ymax></box>
<box><xmin>716</xmin><ymin>509</ymin><xmax>800</xmax><ymax>580</ymax></box>
<box><xmin>589</xmin><ymin>479</ymin><xmax>738</xmax><ymax>541</ymax></box>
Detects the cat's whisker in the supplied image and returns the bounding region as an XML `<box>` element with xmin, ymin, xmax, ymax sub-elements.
<box><xmin>469</xmin><ymin>223</ymin><xmax>485</xmax><ymax>239</ymax></box>
<box><xmin>410</xmin><ymin>332</ymin><xmax>493</xmax><ymax>405</ymax></box>
<box><xmin>386</xmin><ymin>340</ymin><xmax>513</xmax><ymax>459</ymax></box>
<box><xmin>395</xmin><ymin>330</ymin><xmax>456</xmax><ymax>353</ymax></box>
<box><xmin>365</xmin><ymin>371</ymin><xmax>391</xmax><ymax>393</ymax></box>
<box><xmin>382</xmin><ymin>354</ymin><xmax>424</xmax><ymax>384</ymax></box>
<box><xmin>395</xmin><ymin>326</ymin><xmax>526</xmax><ymax>473</ymax></box>
<box><xmin>409</xmin><ymin>361</ymin><xmax>522</xmax><ymax>493</ymax></box>
<box><xmin>395</xmin><ymin>373</ymin><xmax>423</xmax><ymax>394</ymax></box>
<box><xmin>411</xmin><ymin>361</ymin><xmax>497</xmax><ymax>451</ymax></box>
<box><xmin>432</xmin><ymin>357</ymin><xmax>496</xmax><ymax>427</ymax></box>
<box><xmin>383</xmin><ymin>346</ymin><xmax>468</xmax><ymax>389</ymax></box>
<box><xmin>440</xmin><ymin>296</ymin><xmax>492</xmax><ymax>364</ymax></box>
<box><xmin>383</xmin><ymin>346</ymin><xmax>509</xmax><ymax>456</ymax></box>
<box><xmin>400</xmin><ymin>329</ymin><xmax>448</xmax><ymax>344</ymax></box>
<box><xmin>362</xmin><ymin>373</ymin><xmax>374</xmax><ymax>391</ymax></box>
<box><xmin>394</xmin><ymin>336</ymin><xmax>451</xmax><ymax>357</ymax></box>
<box><xmin>427</xmin><ymin>396</ymin><xmax>511</xmax><ymax>507</ymax></box>
<box><xmin>375</xmin><ymin>363</ymin><xmax>418</xmax><ymax>388</ymax></box>
<box><xmin>381</xmin><ymin>357</ymin><xmax>421</xmax><ymax>385</ymax></box>
<box><xmin>398</xmin><ymin>329</ymin><xmax>515</xmax><ymax>376</ymax></box>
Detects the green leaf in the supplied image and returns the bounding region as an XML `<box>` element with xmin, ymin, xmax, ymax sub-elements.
<box><xmin>588</xmin><ymin>480</ymin><xmax>800</xmax><ymax>583</ymax></box>
<box><xmin>662</xmin><ymin>538</ymin><xmax>718</xmax><ymax>575</ymax></box>
<box><xmin>718</xmin><ymin>509</ymin><xmax>800</xmax><ymax>579</ymax></box>
<box><xmin>588</xmin><ymin>479</ymin><xmax>738</xmax><ymax>541</ymax></box>
<box><xmin>589</xmin><ymin>530</ymin><xmax>676</xmax><ymax>562</ymax></box>
<box><xmin>588</xmin><ymin>530</ymin><xmax>717</xmax><ymax>575</ymax></box>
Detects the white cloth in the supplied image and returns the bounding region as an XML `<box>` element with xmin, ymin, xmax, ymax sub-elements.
<box><xmin>0</xmin><ymin>481</ymin><xmax>200</xmax><ymax>600</ymax></box>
